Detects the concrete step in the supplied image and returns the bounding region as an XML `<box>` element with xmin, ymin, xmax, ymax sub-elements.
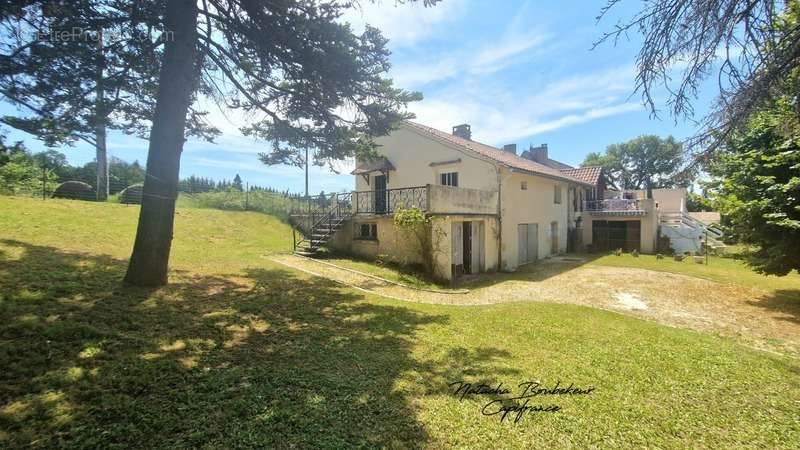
<box><xmin>313</xmin><ymin>227</ymin><xmax>340</xmax><ymax>233</ymax></box>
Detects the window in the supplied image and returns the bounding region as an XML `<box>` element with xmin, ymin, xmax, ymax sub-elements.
<box><xmin>554</xmin><ymin>185</ymin><xmax>562</xmax><ymax>204</ymax></box>
<box><xmin>356</xmin><ymin>223</ymin><xmax>378</xmax><ymax>240</ymax></box>
<box><xmin>440</xmin><ymin>172</ymin><xmax>459</xmax><ymax>187</ymax></box>
<box><xmin>521</xmin><ymin>181</ymin><xmax>528</xmax><ymax>190</ymax></box>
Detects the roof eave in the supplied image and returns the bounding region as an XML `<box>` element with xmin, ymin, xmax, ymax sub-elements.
<box><xmin>506</xmin><ymin>165</ymin><xmax>595</xmax><ymax>187</ymax></box>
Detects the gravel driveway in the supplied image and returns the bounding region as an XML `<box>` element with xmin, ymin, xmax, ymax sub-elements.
<box><xmin>269</xmin><ymin>254</ymin><xmax>800</xmax><ymax>357</ymax></box>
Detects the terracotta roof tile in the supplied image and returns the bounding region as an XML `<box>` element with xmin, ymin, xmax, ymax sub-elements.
<box><xmin>403</xmin><ymin>122</ymin><xmax>592</xmax><ymax>185</ymax></box>
<box><xmin>559</xmin><ymin>166</ymin><xmax>603</xmax><ymax>185</ymax></box>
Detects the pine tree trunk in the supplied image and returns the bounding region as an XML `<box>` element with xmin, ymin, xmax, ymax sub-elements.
<box><xmin>96</xmin><ymin>28</ymin><xmax>108</xmax><ymax>201</ymax></box>
<box><xmin>96</xmin><ymin>125</ymin><xmax>108</xmax><ymax>200</ymax></box>
<box><xmin>124</xmin><ymin>0</ymin><xmax>198</xmax><ymax>286</ymax></box>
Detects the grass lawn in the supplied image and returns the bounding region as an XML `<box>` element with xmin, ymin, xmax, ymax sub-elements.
<box><xmin>1</xmin><ymin>196</ymin><xmax>799</xmax><ymax>448</ymax></box>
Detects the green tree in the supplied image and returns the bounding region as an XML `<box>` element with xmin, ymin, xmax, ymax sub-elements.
<box><xmin>685</xmin><ymin>191</ymin><xmax>714</xmax><ymax>212</ymax></box>
<box><xmin>110</xmin><ymin>157</ymin><xmax>145</xmax><ymax>189</ymax></box>
<box><xmin>706</xmin><ymin>98</ymin><xmax>800</xmax><ymax>275</ymax></box>
<box><xmin>0</xmin><ymin>2</ymin><xmax>218</xmax><ymax>201</ymax></box>
<box><xmin>596</xmin><ymin>1</ymin><xmax>800</xmax><ymax>149</ymax></box>
<box><xmin>0</xmin><ymin>151</ymin><xmax>58</xmax><ymax>195</ymax></box>
<box><xmin>123</xmin><ymin>0</ymin><xmax>433</xmax><ymax>286</ymax></box>
<box><xmin>0</xmin><ymin>133</ymin><xmax>26</xmax><ymax>167</ymax></box>
<box><xmin>582</xmin><ymin>135</ymin><xmax>688</xmax><ymax>197</ymax></box>
<box><xmin>232</xmin><ymin>174</ymin><xmax>243</xmax><ymax>192</ymax></box>
<box><xmin>31</xmin><ymin>149</ymin><xmax>68</xmax><ymax>172</ymax></box>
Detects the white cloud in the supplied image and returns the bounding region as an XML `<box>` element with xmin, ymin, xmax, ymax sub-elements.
<box><xmin>512</xmin><ymin>103</ymin><xmax>642</xmax><ymax>137</ymax></box>
<box><xmin>389</xmin><ymin>1</ymin><xmax>549</xmax><ymax>88</ymax></box>
<box><xmin>408</xmin><ymin>65</ymin><xmax>641</xmax><ymax>145</ymax></box>
<box><xmin>390</xmin><ymin>32</ymin><xmax>549</xmax><ymax>87</ymax></box>
<box><xmin>470</xmin><ymin>34</ymin><xmax>547</xmax><ymax>74</ymax></box>
<box><xmin>340</xmin><ymin>0</ymin><xmax>466</xmax><ymax>48</ymax></box>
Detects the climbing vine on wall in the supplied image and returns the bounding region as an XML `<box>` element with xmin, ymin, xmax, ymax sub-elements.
<box><xmin>393</xmin><ymin>208</ymin><xmax>445</xmax><ymax>278</ymax></box>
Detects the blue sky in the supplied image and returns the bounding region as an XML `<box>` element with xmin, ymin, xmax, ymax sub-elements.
<box><xmin>1</xmin><ymin>0</ymin><xmax>718</xmax><ymax>194</ymax></box>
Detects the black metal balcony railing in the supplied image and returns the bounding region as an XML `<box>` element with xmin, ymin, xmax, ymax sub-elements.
<box><xmin>353</xmin><ymin>186</ymin><xmax>428</xmax><ymax>215</ymax></box>
<box><xmin>289</xmin><ymin>186</ymin><xmax>428</xmax><ymax>225</ymax></box>
<box><xmin>584</xmin><ymin>198</ymin><xmax>643</xmax><ymax>212</ymax></box>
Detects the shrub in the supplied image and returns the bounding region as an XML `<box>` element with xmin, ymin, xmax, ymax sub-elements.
<box><xmin>119</xmin><ymin>184</ymin><xmax>143</xmax><ymax>204</ymax></box>
<box><xmin>0</xmin><ymin>152</ymin><xmax>58</xmax><ymax>196</ymax></box>
<box><xmin>52</xmin><ymin>181</ymin><xmax>94</xmax><ymax>200</ymax></box>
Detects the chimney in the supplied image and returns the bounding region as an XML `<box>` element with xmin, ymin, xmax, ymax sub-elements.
<box><xmin>528</xmin><ymin>143</ymin><xmax>548</xmax><ymax>163</ymax></box>
<box><xmin>502</xmin><ymin>144</ymin><xmax>517</xmax><ymax>155</ymax></box>
<box><xmin>452</xmin><ymin>123</ymin><xmax>471</xmax><ymax>141</ymax></box>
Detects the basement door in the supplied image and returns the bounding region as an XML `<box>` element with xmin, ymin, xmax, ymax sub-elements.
<box><xmin>452</xmin><ymin>221</ymin><xmax>484</xmax><ymax>277</ymax></box>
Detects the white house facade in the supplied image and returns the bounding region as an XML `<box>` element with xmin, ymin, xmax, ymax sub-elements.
<box><xmin>290</xmin><ymin>121</ymin><xmax>722</xmax><ymax>281</ymax></box>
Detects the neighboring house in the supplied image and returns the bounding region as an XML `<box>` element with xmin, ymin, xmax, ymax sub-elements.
<box><xmin>290</xmin><ymin>121</ymin><xmax>722</xmax><ymax>280</ymax></box>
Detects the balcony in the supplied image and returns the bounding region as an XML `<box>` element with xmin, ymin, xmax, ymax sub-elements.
<box><xmin>352</xmin><ymin>184</ymin><xmax>498</xmax><ymax>216</ymax></box>
<box><xmin>353</xmin><ymin>186</ymin><xmax>428</xmax><ymax>214</ymax></box>
<box><xmin>584</xmin><ymin>199</ymin><xmax>648</xmax><ymax>216</ymax></box>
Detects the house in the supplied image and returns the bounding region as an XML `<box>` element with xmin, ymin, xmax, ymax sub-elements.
<box><xmin>290</xmin><ymin>121</ymin><xmax>722</xmax><ymax>280</ymax></box>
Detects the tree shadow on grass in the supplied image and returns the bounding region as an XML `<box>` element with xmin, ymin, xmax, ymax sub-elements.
<box><xmin>746</xmin><ymin>289</ymin><xmax>800</xmax><ymax>325</ymax></box>
<box><xmin>0</xmin><ymin>239</ymin><xmax>516</xmax><ymax>448</ymax></box>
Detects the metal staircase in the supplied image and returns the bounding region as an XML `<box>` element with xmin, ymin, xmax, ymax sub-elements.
<box><xmin>659</xmin><ymin>211</ymin><xmax>726</xmax><ymax>253</ymax></box>
<box><xmin>290</xmin><ymin>192</ymin><xmax>352</xmax><ymax>256</ymax></box>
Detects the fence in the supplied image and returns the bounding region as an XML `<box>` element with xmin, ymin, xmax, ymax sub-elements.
<box><xmin>180</xmin><ymin>188</ymin><xmax>335</xmax><ymax>221</ymax></box>
<box><xmin>0</xmin><ymin>166</ymin><xmax>344</xmax><ymax>223</ymax></box>
<box><xmin>0</xmin><ymin>172</ymin><xmax>139</xmax><ymax>202</ymax></box>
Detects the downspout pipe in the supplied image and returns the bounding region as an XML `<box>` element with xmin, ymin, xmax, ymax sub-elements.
<box><xmin>497</xmin><ymin>165</ymin><xmax>502</xmax><ymax>270</ymax></box>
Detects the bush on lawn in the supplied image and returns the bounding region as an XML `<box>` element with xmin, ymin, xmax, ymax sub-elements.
<box><xmin>52</xmin><ymin>181</ymin><xmax>95</xmax><ymax>200</ymax></box>
<box><xmin>119</xmin><ymin>183</ymin><xmax>143</xmax><ymax>204</ymax></box>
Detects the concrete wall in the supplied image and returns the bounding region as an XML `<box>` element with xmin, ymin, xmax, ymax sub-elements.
<box><xmin>428</xmin><ymin>184</ymin><xmax>498</xmax><ymax>215</ymax></box>
<box><xmin>328</xmin><ymin>216</ymin><xmax>423</xmax><ymax>267</ymax></box>
<box><xmin>329</xmin><ymin>214</ymin><xmax>499</xmax><ymax>281</ymax></box>
<box><xmin>355</xmin><ymin>126</ymin><xmax>498</xmax><ymax>192</ymax></box>
<box><xmin>627</xmin><ymin>188</ymin><xmax>687</xmax><ymax>212</ymax></box>
<box><xmin>499</xmin><ymin>168</ymin><xmax>571</xmax><ymax>270</ymax></box>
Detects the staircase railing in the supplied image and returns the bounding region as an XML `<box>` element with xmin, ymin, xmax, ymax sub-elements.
<box><xmin>659</xmin><ymin>211</ymin><xmax>726</xmax><ymax>251</ymax></box>
<box><xmin>290</xmin><ymin>192</ymin><xmax>353</xmax><ymax>252</ymax></box>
